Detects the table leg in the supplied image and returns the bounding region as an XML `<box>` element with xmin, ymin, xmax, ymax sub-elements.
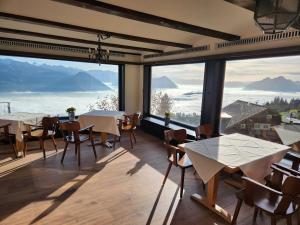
<box><xmin>15</xmin><ymin>139</ymin><xmax>24</xmax><ymax>157</ymax></box>
<box><xmin>92</xmin><ymin>133</ymin><xmax>113</xmax><ymax>148</ymax></box>
<box><xmin>191</xmin><ymin>173</ymin><xmax>233</xmax><ymax>223</ymax></box>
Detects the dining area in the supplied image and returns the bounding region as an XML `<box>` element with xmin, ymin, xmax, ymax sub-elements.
<box><xmin>1</xmin><ymin>117</ymin><xmax>300</xmax><ymax>225</ymax></box>
<box><xmin>0</xmin><ymin>110</ymin><xmax>140</xmax><ymax>164</ymax></box>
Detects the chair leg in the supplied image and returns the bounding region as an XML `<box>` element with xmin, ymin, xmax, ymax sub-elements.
<box><xmin>23</xmin><ymin>142</ymin><xmax>28</xmax><ymax>157</ymax></box>
<box><xmin>231</xmin><ymin>198</ymin><xmax>243</xmax><ymax>225</ymax></box>
<box><xmin>132</xmin><ymin>131</ymin><xmax>137</xmax><ymax>143</ymax></box>
<box><xmin>271</xmin><ymin>216</ymin><xmax>276</xmax><ymax>225</ymax></box>
<box><xmin>91</xmin><ymin>137</ymin><xmax>97</xmax><ymax>159</ymax></box>
<box><xmin>40</xmin><ymin>139</ymin><xmax>46</xmax><ymax>159</ymax></box>
<box><xmin>129</xmin><ymin>133</ymin><xmax>133</xmax><ymax>149</ymax></box>
<box><xmin>253</xmin><ymin>207</ymin><xmax>258</xmax><ymax>222</ymax></box>
<box><xmin>51</xmin><ymin>136</ymin><xmax>58</xmax><ymax>152</ymax></box>
<box><xmin>61</xmin><ymin>142</ymin><xmax>68</xmax><ymax>164</ymax></box>
<box><xmin>113</xmin><ymin>135</ymin><xmax>117</xmax><ymax>149</ymax></box>
<box><xmin>75</xmin><ymin>144</ymin><xmax>78</xmax><ymax>155</ymax></box>
<box><xmin>8</xmin><ymin>135</ymin><xmax>17</xmax><ymax>158</ymax></box>
<box><xmin>287</xmin><ymin>215</ymin><xmax>292</xmax><ymax>225</ymax></box>
<box><xmin>180</xmin><ymin>168</ymin><xmax>185</xmax><ymax>199</ymax></box>
<box><xmin>77</xmin><ymin>144</ymin><xmax>81</xmax><ymax>166</ymax></box>
<box><xmin>163</xmin><ymin>162</ymin><xmax>172</xmax><ymax>185</ymax></box>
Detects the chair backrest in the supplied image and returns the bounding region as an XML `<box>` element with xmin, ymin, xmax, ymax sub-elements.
<box><xmin>164</xmin><ymin>129</ymin><xmax>187</xmax><ymax>145</ymax></box>
<box><xmin>127</xmin><ymin>113</ymin><xmax>140</xmax><ymax>130</ymax></box>
<box><xmin>59</xmin><ymin>121</ymin><xmax>81</xmax><ymax>142</ymax></box>
<box><xmin>195</xmin><ymin>124</ymin><xmax>213</xmax><ymax>140</ymax></box>
<box><xmin>0</xmin><ymin>123</ymin><xmax>10</xmax><ymax>139</ymax></box>
<box><xmin>275</xmin><ymin>176</ymin><xmax>300</xmax><ymax>214</ymax></box>
<box><xmin>42</xmin><ymin>117</ymin><xmax>59</xmax><ymax>136</ymax></box>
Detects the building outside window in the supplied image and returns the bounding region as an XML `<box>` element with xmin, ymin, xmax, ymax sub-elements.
<box><xmin>0</xmin><ymin>56</ymin><xmax>119</xmax><ymax>116</ymax></box>
<box><xmin>150</xmin><ymin>63</ymin><xmax>205</xmax><ymax>127</ymax></box>
<box><xmin>220</xmin><ymin>55</ymin><xmax>300</xmax><ymax>148</ymax></box>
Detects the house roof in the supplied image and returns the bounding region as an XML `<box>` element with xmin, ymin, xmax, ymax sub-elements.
<box><xmin>222</xmin><ymin>100</ymin><xmax>267</xmax><ymax>128</ymax></box>
<box><xmin>273</xmin><ymin>124</ymin><xmax>300</xmax><ymax>145</ymax></box>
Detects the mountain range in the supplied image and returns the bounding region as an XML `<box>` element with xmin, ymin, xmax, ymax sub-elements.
<box><xmin>0</xmin><ymin>58</ymin><xmax>117</xmax><ymax>92</ymax></box>
<box><xmin>152</xmin><ymin>76</ymin><xmax>178</xmax><ymax>89</ymax></box>
<box><xmin>244</xmin><ymin>76</ymin><xmax>300</xmax><ymax>92</ymax></box>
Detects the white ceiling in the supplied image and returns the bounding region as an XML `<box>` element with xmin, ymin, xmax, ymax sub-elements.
<box><xmin>0</xmin><ymin>0</ymin><xmax>264</xmax><ymax>55</ymax></box>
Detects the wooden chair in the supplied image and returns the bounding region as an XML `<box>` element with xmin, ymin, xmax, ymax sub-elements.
<box><xmin>0</xmin><ymin>123</ymin><xmax>17</xmax><ymax>157</ymax></box>
<box><xmin>23</xmin><ymin>117</ymin><xmax>59</xmax><ymax>158</ymax></box>
<box><xmin>232</xmin><ymin>174</ymin><xmax>300</xmax><ymax>225</ymax></box>
<box><xmin>162</xmin><ymin>129</ymin><xmax>193</xmax><ymax>199</ymax></box>
<box><xmin>117</xmin><ymin>113</ymin><xmax>140</xmax><ymax>149</ymax></box>
<box><xmin>59</xmin><ymin>121</ymin><xmax>97</xmax><ymax>166</ymax></box>
<box><xmin>195</xmin><ymin>123</ymin><xmax>213</xmax><ymax>140</ymax></box>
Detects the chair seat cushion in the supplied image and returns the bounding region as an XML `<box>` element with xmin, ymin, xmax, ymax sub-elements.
<box><xmin>66</xmin><ymin>134</ymin><xmax>89</xmax><ymax>143</ymax></box>
<box><xmin>254</xmin><ymin>195</ymin><xmax>296</xmax><ymax>215</ymax></box>
<box><xmin>169</xmin><ymin>153</ymin><xmax>193</xmax><ymax>168</ymax></box>
<box><xmin>25</xmin><ymin>129</ymin><xmax>56</xmax><ymax>137</ymax></box>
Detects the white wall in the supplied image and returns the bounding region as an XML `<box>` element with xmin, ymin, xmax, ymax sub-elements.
<box><xmin>124</xmin><ymin>64</ymin><xmax>143</xmax><ymax>114</ymax></box>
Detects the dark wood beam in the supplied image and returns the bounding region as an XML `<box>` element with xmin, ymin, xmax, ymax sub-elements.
<box><xmin>0</xmin><ymin>49</ymin><xmax>142</xmax><ymax>65</ymax></box>
<box><xmin>53</xmin><ymin>0</ymin><xmax>240</xmax><ymax>41</ymax></box>
<box><xmin>0</xmin><ymin>36</ymin><xmax>141</xmax><ymax>56</ymax></box>
<box><xmin>0</xmin><ymin>27</ymin><xmax>163</xmax><ymax>53</ymax></box>
<box><xmin>0</xmin><ymin>12</ymin><xmax>192</xmax><ymax>49</ymax></box>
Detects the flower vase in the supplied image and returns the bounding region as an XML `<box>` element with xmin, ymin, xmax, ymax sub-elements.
<box><xmin>165</xmin><ymin>117</ymin><xmax>170</xmax><ymax>126</ymax></box>
<box><xmin>68</xmin><ymin>111</ymin><xmax>75</xmax><ymax>121</ymax></box>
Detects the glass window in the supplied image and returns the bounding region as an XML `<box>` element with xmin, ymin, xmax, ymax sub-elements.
<box><xmin>0</xmin><ymin>56</ymin><xmax>119</xmax><ymax>116</ymax></box>
<box><xmin>220</xmin><ymin>55</ymin><xmax>300</xmax><ymax>146</ymax></box>
<box><xmin>150</xmin><ymin>63</ymin><xmax>205</xmax><ymax>127</ymax></box>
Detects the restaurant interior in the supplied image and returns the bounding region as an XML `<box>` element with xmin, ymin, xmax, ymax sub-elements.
<box><xmin>1</xmin><ymin>0</ymin><xmax>300</xmax><ymax>224</ymax></box>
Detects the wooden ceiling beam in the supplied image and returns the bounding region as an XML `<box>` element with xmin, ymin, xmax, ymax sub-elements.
<box><xmin>53</xmin><ymin>0</ymin><xmax>240</xmax><ymax>41</ymax></box>
<box><xmin>0</xmin><ymin>36</ymin><xmax>141</xmax><ymax>56</ymax></box>
<box><xmin>0</xmin><ymin>27</ymin><xmax>163</xmax><ymax>53</ymax></box>
<box><xmin>0</xmin><ymin>12</ymin><xmax>192</xmax><ymax>48</ymax></box>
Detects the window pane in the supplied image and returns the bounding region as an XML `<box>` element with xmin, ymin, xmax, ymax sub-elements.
<box><xmin>151</xmin><ymin>63</ymin><xmax>204</xmax><ymax>127</ymax></box>
<box><xmin>221</xmin><ymin>56</ymin><xmax>300</xmax><ymax>149</ymax></box>
<box><xmin>0</xmin><ymin>56</ymin><xmax>119</xmax><ymax>116</ymax></box>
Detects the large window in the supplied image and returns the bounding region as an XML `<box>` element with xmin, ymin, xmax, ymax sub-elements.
<box><xmin>150</xmin><ymin>63</ymin><xmax>205</xmax><ymax>127</ymax></box>
<box><xmin>221</xmin><ymin>55</ymin><xmax>300</xmax><ymax>147</ymax></box>
<box><xmin>0</xmin><ymin>56</ymin><xmax>119</xmax><ymax>116</ymax></box>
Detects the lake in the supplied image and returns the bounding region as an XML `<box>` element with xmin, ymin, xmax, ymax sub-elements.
<box><xmin>1</xmin><ymin>84</ymin><xmax>300</xmax><ymax>116</ymax></box>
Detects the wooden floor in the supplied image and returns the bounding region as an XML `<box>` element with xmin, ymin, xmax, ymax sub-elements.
<box><xmin>0</xmin><ymin>130</ymin><xmax>297</xmax><ymax>225</ymax></box>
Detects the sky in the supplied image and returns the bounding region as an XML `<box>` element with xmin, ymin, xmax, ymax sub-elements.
<box><xmin>0</xmin><ymin>55</ymin><xmax>118</xmax><ymax>72</ymax></box>
<box><xmin>1</xmin><ymin>54</ymin><xmax>300</xmax><ymax>84</ymax></box>
<box><xmin>152</xmin><ymin>55</ymin><xmax>300</xmax><ymax>84</ymax></box>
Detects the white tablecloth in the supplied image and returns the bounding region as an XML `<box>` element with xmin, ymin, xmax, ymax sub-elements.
<box><xmin>180</xmin><ymin>133</ymin><xmax>290</xmax><ymax>183</ymax></box>
<box><xmin>0</xmin><ymin>112</ymin><xmax>47</xmax><ymax>142</ymax></box>
<box><xmin>78</xmin><ymin>110</ymin><xmax>124</xmax><ymax>136</ymax></box>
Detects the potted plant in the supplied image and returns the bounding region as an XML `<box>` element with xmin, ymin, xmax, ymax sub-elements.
<box><xmin>165</xmin><ymin>112</ymin><xmax>171</xmax><ymax>126</ymax></box>
<box><xmin>66</xmin><ymin>107</ymin><xmax>76</xmax><ymax>121</ymax></box>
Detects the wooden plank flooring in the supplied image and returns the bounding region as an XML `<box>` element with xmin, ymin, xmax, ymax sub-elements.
<box><xmin>0</xmin><ymin>130</ymin><xmax>297</xmax><ymax>225</ymax></box>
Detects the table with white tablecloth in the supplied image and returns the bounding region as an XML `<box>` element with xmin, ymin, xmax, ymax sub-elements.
<box><xmin>0</xmin><ymin>112</ymin><xmax>47</xmax><ymax>155</ymax></box>
<box><xmin>179</xmin><ymin>133</ymin><xmax>290</xmax><ymax>223</ymax></box>
<box><xmin>78</xmin><ymin>110</ymin><xmax>124</xmax><ymax>146</ymax></box>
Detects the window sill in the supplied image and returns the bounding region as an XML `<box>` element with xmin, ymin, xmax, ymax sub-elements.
<box><xmin>142</xmin><ymin>117</ymin><xmax>195</xmax><ymax>137</ymax></box>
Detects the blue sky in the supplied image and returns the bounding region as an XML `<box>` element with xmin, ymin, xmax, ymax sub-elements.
<box><xmin>1</xmin><ymin>54</ymin><xmax>300</xmax><ymax>84</ymax></box>
<box><xmin>152</xmin><ymin>55</ymin><xmax>300</xmax><ymax>84</ymax></box>
<box><xmin>0</xmin><ymin>55</ymin><xmax>118</xmax><ymax>72</ymax></box>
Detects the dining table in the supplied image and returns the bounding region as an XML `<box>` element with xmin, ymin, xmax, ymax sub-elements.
<box><xmin>0</xmin><ymin>112</ymin><xmax>47</xmax><ymax>156</ymax></box>
<box><xmin>78</xmin><ymin>110</ymin><xmax>125</xmax><ymax>147</ymax></box>
<box><xmin>178</xmin><ymin>133</ymin><xmax>290</xmax><ymax>223</ymax></box>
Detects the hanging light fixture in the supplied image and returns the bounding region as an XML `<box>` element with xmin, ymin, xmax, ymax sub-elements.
<box><xmin>254</xmin><ymin>0</ymin><xmax>300</xmax><ymax>34</ymax></box>
<box><xmin>88</xmin><ymin>34</ymin><xmax>111</xmax><ymax>66</ymax></box>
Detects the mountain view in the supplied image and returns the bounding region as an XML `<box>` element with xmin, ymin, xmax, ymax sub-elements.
<box><xmin>244</xmin><ymin>76</ymin><xmax>300</xmax><ymax>92</ymax></box>
<box><xmin>152</xmin><ymin>76</ymin><xmax>178</xmax><ymax>89</ymax></box>
<box><xmin>0</xmin><ymin>58</ymin><xmax>117</xmax><ymax>92</ymax></box>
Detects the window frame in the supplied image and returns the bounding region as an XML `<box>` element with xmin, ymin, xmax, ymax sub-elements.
<box><xmin>148</xmin><ymin>62</ymin><xmax>206</xmax><ymax>129</ymax></box>
<box><xmin>0</xmin><ymin>52</ymin><xmax>125</xmax><ymax>113</ymax></box>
